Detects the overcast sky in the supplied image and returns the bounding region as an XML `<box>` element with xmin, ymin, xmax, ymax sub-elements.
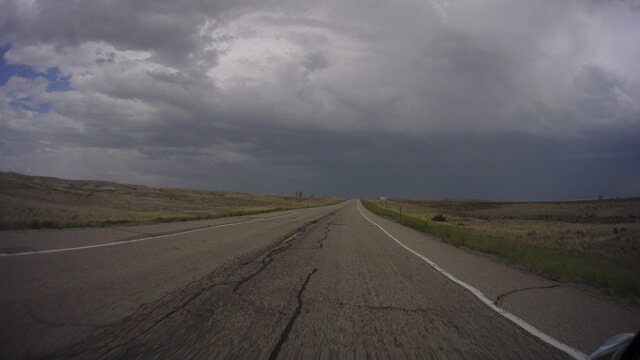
<box><xmin>1</xmin><ymin>0</ymin><xmax>639</xmax><ymax>200</ymax></box>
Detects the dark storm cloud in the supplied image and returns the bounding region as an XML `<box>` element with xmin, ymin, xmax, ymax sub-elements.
<box><xmin>1</xmin><ymin>0</ymin><xmax>231</xmax><ymax>69</ymax></box>
<box><xmin>142</xmin><ymin>124</ymin><xmax>640</xmax><ymax>200</ymax></box>
<box><xmin>1</xmin><ymin>0</ymin><xmax>639</xmax><ymax>199</ymax></box>
<box><xmin>302</xmin><ymin>51</ymin><xmax>330</xmax><ymax>72</ymax></box>
<box><xmin>589</xmin><ymin>0</ymin><xmax>640</xmax><ymax>10</ymax></box>
<box><xmin>260</xmin><ymin>127</ymin><xmax>640</xmax><ymax>200</ymax></box>
<box><xmin>2</xmin><ymin>92</ymin><xmax>639</xmax><ymax>199</ymax></box>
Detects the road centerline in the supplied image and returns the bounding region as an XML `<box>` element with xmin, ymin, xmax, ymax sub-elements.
<box><xmin>0</xmin><ymin>209</ymin><xmax>314</xmax><ymax>257</ymax></box>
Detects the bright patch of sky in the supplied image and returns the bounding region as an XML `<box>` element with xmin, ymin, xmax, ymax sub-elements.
<box><xmin>1</xmin><ymin>44</ymin><xmax>72</xmax><ymax>113</ymax></box>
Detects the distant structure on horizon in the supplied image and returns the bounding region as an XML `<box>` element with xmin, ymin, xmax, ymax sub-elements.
<box><xmin>295</xmin><ymin>191</ymin><xmax>304</xmax><ymax>199</ymax></box>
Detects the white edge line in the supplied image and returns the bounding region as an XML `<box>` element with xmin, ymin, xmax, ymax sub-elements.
<box><xmin>356</xmin><ymin>201</ymin><xmax>588</xmax><ymax>360</ymax></box>
<box><xmin>0</xmin><ymin>209</ymin><xmax>311</xmax><ymax>257</ymax></box>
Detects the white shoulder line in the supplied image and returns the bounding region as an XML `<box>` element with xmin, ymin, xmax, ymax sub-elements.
<box><xmin>356</xmin><ymin>202</ymin><xmax>587</xmax><ymax>360</ymax></box>
<box><xmin>0</xmin><ymin>209</ymin><xmax>309</xmax><ymax>257</ymax></box>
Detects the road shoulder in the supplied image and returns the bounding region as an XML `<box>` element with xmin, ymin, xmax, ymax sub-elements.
<box><xmin>357</xmin><ymin>202</ymin><xmax>640</xmax><ymax>355</ymax></box>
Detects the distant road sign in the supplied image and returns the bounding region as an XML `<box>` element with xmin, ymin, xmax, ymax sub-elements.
<box><xmin>380</xmin><ymin>197</ymin><xmax>387</xmax><ymax>201</ymax></box>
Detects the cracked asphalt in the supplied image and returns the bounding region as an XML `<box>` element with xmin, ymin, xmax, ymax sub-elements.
<box><xmin>1</xmin><ymin>200</ymin><xmax>638</xmax><ymax>359</ymax></box>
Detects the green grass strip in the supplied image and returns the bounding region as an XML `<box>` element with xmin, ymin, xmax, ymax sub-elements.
<box><xmin>0</xmin><ymin>199</ymin><xmax>345</xmax><ymax>231</ymax></box>
<box><xmin>1</xmin><ymin>207</ymin><xmax>300</xmax><ymax>231</ymax></box>
<box><xmin>361</xmin><ymin>200</ymin><xmax>640</xmax><ymax>297</ymax></box>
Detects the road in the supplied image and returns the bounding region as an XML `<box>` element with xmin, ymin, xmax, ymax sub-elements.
<box><xmin>1</xmin><ymin>200</ymin><xmax>638</xmax><ymax>359</ymax></box>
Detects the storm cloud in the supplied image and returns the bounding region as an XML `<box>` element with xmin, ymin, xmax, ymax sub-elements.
<box><xmin>1</xmin><ymin>0</ymin><xmax>639</xmax><ymax>200</ymax></box>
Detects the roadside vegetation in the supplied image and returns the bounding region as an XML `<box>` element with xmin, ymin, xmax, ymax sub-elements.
<box><xmin>0</xmin><ymin>172</ymin><xmax>342</xmax><ymax>230</ymax></box>
<box><xmin>361</xmin><ymin>199</ymin><xmax>640</xmax><ymax>297</ymax></box>
<box><xmin>0</xmin><ymin>208</ymin><xmax>295</xmax><ymax>230</ymax></box>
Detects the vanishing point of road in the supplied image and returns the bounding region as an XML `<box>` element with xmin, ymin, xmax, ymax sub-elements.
<box><xmin>1</xmin><ymin>200</ymin><xmax>638</xmax><ymax>359</ymax></box>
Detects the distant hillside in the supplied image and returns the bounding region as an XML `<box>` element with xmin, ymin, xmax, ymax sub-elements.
<box><xmin>393</xmin><ymin>197</ymin><xmax>640</xmax><ymax>224</ymax></box>
<box><xmin>0</xmin><ymin>172</ymin><xmax>341</xmax><ymax>229</ymax></box>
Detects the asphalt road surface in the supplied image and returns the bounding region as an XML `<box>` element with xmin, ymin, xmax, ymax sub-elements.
<box><xmin>1</xmin><ymin>200</ymin><xmax>638</xmax><ymax>359</ymax></box>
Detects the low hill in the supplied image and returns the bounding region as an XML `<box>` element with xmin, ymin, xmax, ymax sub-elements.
<box><xmin>0</xmin><ymin>172</ymin><xmax>341</xmax><ymax>229</ymax></box>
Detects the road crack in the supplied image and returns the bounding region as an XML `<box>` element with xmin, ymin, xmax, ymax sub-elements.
<box><xmin>494</xmin><ymin>284</ymin><xmax>560</xmax><ymax>306</ymax></box>
<box><xmin>291</xmin><ymin>220</ymin><xmax>334</xmax><ymax>250</ymax></box>
<box><xmin>232</xmin><ymin>210</ymin><xmax>336</xmax><ymax>292</ymax></box>
<box><xmin>112</xmin><ymin>227</ymin><xmax>151</xmax><ymax>236</ymax></box>
<box><xmin>232</xmin><ymin>245</ymin><xmax>290</xmax><ymax>293</ymax></box>
<box><xmin>44</xmin><ymin>278</ymin><xmax>237</xmax><ymax>360</ymax></box>
<box><xmin>268</xmin><ymin>268</ymin><xmax>318</xmax><ymax>360</ymax></box>
<box><xmin>39</xmin><ymin>212</ymin><xmax>336</xmax><ymax>359</ymax></box>
<box><xmin>316</xmin><ymin>222</ymin><xmax>331</xmax><ymax>249</ymax></box>
<box><xmin>339</xmin><ymin>302</ymin><xmax>432</xmax><ymax>315</ymax></box>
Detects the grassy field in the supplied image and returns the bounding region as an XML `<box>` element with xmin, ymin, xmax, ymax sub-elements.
<box><xmin>0</xmin><ymin>172</ymin><xmax>342</xmax><ymax>230</ymax></box>
<box><xmin>363</xmin><ymin>198</ymin><xmax>640</xmax><ymax>297</ymax></box>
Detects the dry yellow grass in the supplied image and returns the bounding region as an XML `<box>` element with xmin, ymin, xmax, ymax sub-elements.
<box><xmin>383</xmin><ymin>198</ymin><xmax>640</xmax><ymax>263</ymax></box>
<box><xmin>0</xmin><ymin>172</ymin><xmax>341</xmax><ymax>228</ymax></box>
<box><xmin>366</xmin><ymin>199</ymin><xmax>640</xmax><ymax>296</ymax></box>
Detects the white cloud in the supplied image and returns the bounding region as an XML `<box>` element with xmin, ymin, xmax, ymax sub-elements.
<box><xmin>5</xmin><ymin>0</ymin><xmax>637</xmax><ymax>135</ymax></box>
<box><xmin>1</xmin><ymin>0</ymin><xmax>639</xmax><ymax>198</ymax></box>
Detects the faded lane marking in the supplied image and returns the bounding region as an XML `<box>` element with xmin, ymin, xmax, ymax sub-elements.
<box><xmin>357</xmin><ymin>201</ymin><xmax>587</xmax><ymax>360</ymax></box>
<box><xmin>283</xmin><ymin>233</ymin><xmax>298</xmax><ymax>244</ymax></box>
<box><xmin>0</xmin><ymin>209</ymin><xmax>314</xmax><ymax>257</ymax></box>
